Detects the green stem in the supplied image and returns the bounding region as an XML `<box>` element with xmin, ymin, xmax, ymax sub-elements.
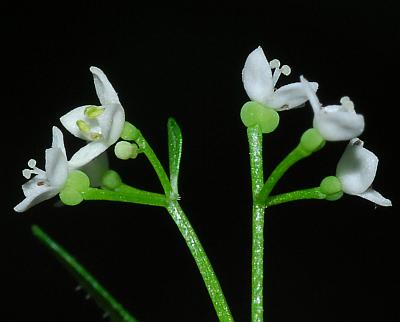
<box><xmin>265</xmin><ymin>187</ymin><xmax>326</xmax><ymax>207</ymax></box>
<box><xmin>258</xmin><ymin>142</ymin><xmax>310</xmax><ymax>205</ymax></box>
<box><xmin>166</xmin><ymin>200</ymin><xmax>234</xmax><ymax>322</ymax></box>
<box><xmin>32</xmin><ymin>225</ymin><xmax>138</xmax><ymax>322</ymax></box>
<box><xmin>247</xmin><ymin>126</ymin><xmax>265</xmax><ymax>322</ymax></box>
<box><xmin>82</xmin><ymin>187</ymin><xmax>167</xmax><ymax>207</ymax></box>
<box><xmin>135</xmin><ymin>132</ymin><xmax>173</xmax><ymax>197</ymax></box>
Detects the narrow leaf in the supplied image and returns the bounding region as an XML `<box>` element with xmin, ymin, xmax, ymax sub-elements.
<box><xmin>167</xmin><ymin>117</ymin><xmax>183</xmax><ymax>196</ymax></box>
<box><xmin>31</xmin><ymin>225</ymin><xmax>138</xmax><ymax>322</ymax></box>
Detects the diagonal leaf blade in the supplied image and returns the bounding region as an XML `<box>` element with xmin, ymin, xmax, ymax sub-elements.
<box><xmin>167</xmin><ymin>117</ymin><xmax>183</xmax><ymax>196</ymax></box>
<box><xmin>31</xmin><ymin>225</ymin><xmax>138</xmax><ymax>322</ymax></box>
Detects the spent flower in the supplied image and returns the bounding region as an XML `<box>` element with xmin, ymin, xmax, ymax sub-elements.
<box><xmin>301</xmin><ymin>76</ymin><xmax>364</xmax><ymax>141</ymax></box>
<box><xmin>336</xmin><ymin>138</ymin><xmax>391</xmax><ymax>206</ymax></box>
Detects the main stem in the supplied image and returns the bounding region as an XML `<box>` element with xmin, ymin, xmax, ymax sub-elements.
<box><xmin>166</xmin><ymin>200</ymin><xmax>234</xmax><ymax>322</ymax></box>
<box><xmin>247</xmin><ymin>126</ymin><xmax>265</xmax><ymax>322</ymax></box>
<box><xmin>135</xmin><ymin>131</ymin><xmax>234</xmax><ymax>322</ymax></box>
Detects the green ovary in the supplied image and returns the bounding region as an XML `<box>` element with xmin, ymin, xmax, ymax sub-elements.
<box><xmin>320</xmin><ymin>176</ymin><xmax>343</xmax><ymax>201</ymax></box>
<box><xmin>240</xmin><ymin>101</ymin><xmax>279</xmax><ymax>133</ymax></box>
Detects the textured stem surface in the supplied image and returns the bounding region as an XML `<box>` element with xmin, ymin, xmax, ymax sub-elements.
<box><xmin>247</xmin><ymin>126</ymin><xmax>265</xmax><ymax>322</ymax></box>
<box><xmin>166</xmin><ymin>200</ymin><xmax>234</xmax><ymax>322</ymax></box>
<box><xmin>266</xmin><ymin>187</ymin><xmax>326</xmax><ymax>207</ymax></box>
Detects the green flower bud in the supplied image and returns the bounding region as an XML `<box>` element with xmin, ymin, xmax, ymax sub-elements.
<box><xmin>121</xmin><ymin>121</ymin><xmax>140</xmax><ymax>141</ymax></box>
<box><xmin>240</xmin><ymin>101</ymin><xmax>280</xmax><ymax>134</ymax></box>
<box><xmin>320</xmin><ymin>176</ymin><xmax>343</xmax><ymax>201</ymax></box>
<box><xmin>114</xmin><ymin>141</ymin><xmax>139</xmax><ymax>160</ymax></box>
<box><xmin>101</xmin><ymin>169</ymin><xmax>122</xmax><ymax>190</ymax></box>
<box><xmin>300</xmin><ymin>128</ymin><xmax>325</xmax><ymax>154</ymax></box>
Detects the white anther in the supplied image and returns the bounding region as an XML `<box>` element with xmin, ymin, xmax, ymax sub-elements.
<box><xmin>28</xmin><ymin>159</ymin><xmax>37</xmax><ymax>168</ymax></box>
<box><xmin>270</xmin><ymin>59</ymin><xmax>281</xmax><ymax>69</ymax></box>
<box><xmin>340</xmin><ymin>96</ymin><xmax>351</xmax><ymax>104</ymax></box>
<box><xmin>340</xmin><ymin>96</ymin><xmax>354</xmax><ymax>110</ymax></box>
<box><xmin>22</xmin><ymin>169</ymin><xmax>32</xmax><ymax>179</ymax></box>
<box><xmin>280</xmin><ymin>65</ymin><xmax>291</xmax><ymax>76</ymax></box>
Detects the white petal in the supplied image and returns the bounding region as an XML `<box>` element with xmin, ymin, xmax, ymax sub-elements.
<box><xmin>267</xmin><ymin>81</ymin><xmax>319</xmax><ymax>110</ymax></box>
<box><xmin>51</xmin><ymin>126</ymin><xmax>66</xmax><ymax>156</ymax></box>
<box><xmin>300</xmin><ymin>76</ymin><xmax>321</xmax><ymax>113</ymax></box>
<box><xmin>14</xmin><ymin>185</ymin><xmax>58</xmax><ymax>213</ymax></box>
<box><xmin>106</xmin><ymin>104</ymin><xmax>125</xmax><ymax>144</ymax></box>
<box><xmin>314</xmin><ymin>110</ymin><xmax>364</xmax><ymax>141</ymax></box>
<box><xmin>90</xmin><ymin>66</ymin><xmax>120</xmax><ymax>106</ymax></box>
<box><xmin>336</xmin><ymin>140</ymin><xmax>378</xmax><ymax>194</ymax></box>
<box><xmin>354</xmin><ymin>188</ymin><xmax>392</xmax><ymax>207</ymax></box>
<box><xmin>45</xmin><ymin>147</ymin><xmax>69</xmax><ymax>188</ymax></box>
<box><xmin>60</xmin><ymin>105</ymin><xmax>89</xmax><ymax>139</ymax></box>
<box><xmin>80</xmin><ymin>152</ymin><xmax>109</xmax><ymax>187</ymax></box>
<box><xmin>22</xmin><ymin>174</ymin><xmax>46</xmax><ymax>197</ymax></box>
<box><xmin>69</xmin><ymin>141</ymin><xmax>109</xmax><ymax>169</ymax></box>
<box><xmin>96</xmin><ymin>102</ymin><xmax>125</xmax><ymax>143</ymax></box>
<box><xmin>242</xmin><ymin>47</ymin><xmax>274</xmax><ymax>105</ymax></box>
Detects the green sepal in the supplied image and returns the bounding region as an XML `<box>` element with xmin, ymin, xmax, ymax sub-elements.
<box><xmin>167</xmin><ymin>117</ymin><xmax>183</xmax><ymax>196</ymax></box>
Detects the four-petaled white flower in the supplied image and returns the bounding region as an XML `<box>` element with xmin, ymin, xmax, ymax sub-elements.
<box><xmin>14</xmin><ymin>126</ymin><xmax>69</xmax><ymax>213</ymax></box>
<box><xmin>60</xmin><ymin>66</ymin><xmax>125</xmax><ymax>168</ymax></box>
<box><xmin>301</xmin><ymin>76</ymin><xmax>365</xmax><ymax>141</ymax></box>
<box><xmin>242</xmin><ymin>46</ymin><xmax>319</xmax><ymax>111</ymax></box>
<box><xmin>336</xmin><ymin>138</ymin><xmax>392</xmax><ymax>207</ymax></box>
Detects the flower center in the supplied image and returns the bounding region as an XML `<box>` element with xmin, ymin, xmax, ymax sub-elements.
<box><xmin>22</xmin><ymin>159</ymin><xmax>45</xmax><ymax>179</ymax></box>
<box><xmin>270</xmin><ymin>59</ymin><xmax>291</xmax><ymax>87</ymax></box>
<box><xmin>75</xmin><ymin>105</ymin><xmax>105</xmax><ymax>141</ymax></box>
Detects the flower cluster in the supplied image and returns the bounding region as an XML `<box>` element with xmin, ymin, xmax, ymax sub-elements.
<box><xmin>241</xmin><ymin>46</ymin><xmax>391</xmax><ymax>206</ymax></box>
<box><xmin>14</xmin><ymin>67</ymin><xmax>126</xmax><ymax>212</ymax></box>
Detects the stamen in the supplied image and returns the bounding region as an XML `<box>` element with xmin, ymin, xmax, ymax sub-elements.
<box><xmin>280</xmin><ymin>65</ymin><xmax>291</xmax><ymax>76</ymax></box>
<box><xmin>270</xmin><ymin>59</ymin><xmax>280</xmax><ymax>69</ymax></box>
<box><xmin>272</xmin><ymin>68</ymin><xmax>282</xmax><ymax>87</ymax></box>
<box><xmin>340</xmin><ymin>96</ymin><xmax>354</xmax><ymax>110</ymax></box>
<box><xmin>90</xmin><ymin>132</ymin><xmax>103</xmax><ymax>141</ymax></box>
<box><xmin>23</xmin><ymin>169</ymin><xmax>32</xmax><ymax>179</ymax></box>
<box><xmin>76</xmin><ymin>120</ymin><xmax>91</xmax><ymax>134</ymax></box>
<box><xmin>23</xmin><ymin>158</ymin><xmax>44</xmax><ymax>179</ymax></box>
<box><xmin>84</xmin><ymin>105</ymin><xmax>105</xmax><ymax>119</ymax></box>
<box><xmin>28</xmin><ymin>159</ymin><xmax>36</xmax><ymax>168</ymax></box>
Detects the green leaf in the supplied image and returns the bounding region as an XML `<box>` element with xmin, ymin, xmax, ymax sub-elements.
<box><xmin>167</xmin><ymin>117</ymin><xmax>183</xmax><ymax>196</ymax></box>
<box><xmin>31</xmin><ymin>225</ymin><xmax>138</xmax><ymax>322</ymax></box>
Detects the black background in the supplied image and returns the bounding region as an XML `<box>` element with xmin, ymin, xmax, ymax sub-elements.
<box><xmin>2</xmin><ymin>2</ymin><xmax>399</xmax><ymax>322</ymax></box>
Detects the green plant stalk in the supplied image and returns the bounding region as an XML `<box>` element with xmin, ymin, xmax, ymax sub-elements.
<box><xmin>247</xmin><ymin>125</ymin><xmax>265</xmax><ymax>322</ymax></box>
<box><xmin>135</xmin><ymin>132</ymin><xmax>173</xmax><ymax>197</ymax></box>
<box><xmin>265</xmin><ymin>187</ymin><xmax>326</xmax><ymax>207</ymax></box>
<box><xmin>31</xmin><ymin>225</ymin><xmax>138</xmax><ymax>322</ymax></box>
<box><xmin>258</xmin><ymin>143</ymin><xmax>310</xmax><ymax>204</ymax></box>
<box><xmin>82</xmin><ymin>187</ymin><xmax>167</xmax><ymax>207</ymax></box>
<box><xmin>166</xmin><ymin>200</ymin><xmax>234</xmax><ymax>322</ymax></box>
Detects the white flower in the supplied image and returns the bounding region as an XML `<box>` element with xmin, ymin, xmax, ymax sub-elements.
<box><xmin>242</xmin><ymin>46</ymin><xmax>319</xmax><ymax>110</ymax></box>
<box><xmin>60</xmin><ymin>66</ymin><xmax>125</xmax><ymax>168</ymax></box>
<box><xmin>336</xmin><ymin>138</ymin><xmax>392</xmax><ymax>207</ymax></box>
<box><xmin>14</xmin><ymin>126</ymin><xmax>69</xmax><ymax>212</ymax></box>
<box><xmin>301</xmin><ymin>76</ymin><xmax>364</xmax><ymax>141</ymax></box>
